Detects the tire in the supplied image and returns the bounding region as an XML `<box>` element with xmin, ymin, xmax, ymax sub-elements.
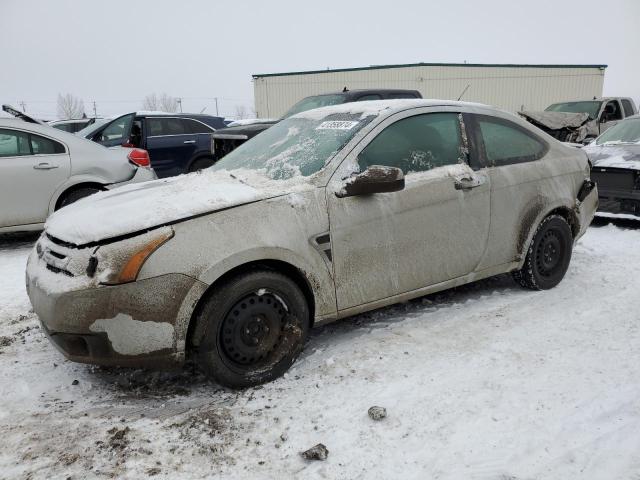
<box><xmin>194</xmin><ymin>270</ymin><xmax>310</xmax><ymax>388</ymax></box>
<box><xmin>513</xmin><ymin>214</ymin><xmax>573</xmax><ymax>290</ymax></box>
<box><xmin>188</xmin><ymin>157</ymin><xmax>215</xmax><ymax>173</ymax></box>
<box><xmin>57</xmin><ymin>187</ymin><xmax>101</xmax><ymax>210</ymax></box>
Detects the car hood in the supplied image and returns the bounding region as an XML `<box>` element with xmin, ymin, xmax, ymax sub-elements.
<box><xmin>519</xmin><ymin>111</ymin><xmax>591</xmax><ymax>130</ymax></box>
<box><xmin>584</xmin><ymin>143</ymin><xmax>640</xmax><ymax>170</ymax></box>
<box><xmin>45</xmin><ymin>170</ymin><xmax>302</xmax><ymax>246</ymax></box>
<box><xmin>213</xmin><ymin>122</ymin><xmax>279</xmax><ymax>139</ymax></box>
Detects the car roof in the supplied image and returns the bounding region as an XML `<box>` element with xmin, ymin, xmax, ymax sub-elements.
<box><xmin>0</xmin><ymin>117</ymin><xmax>106</xmax><ymax>147</ymax></box>
<box><xmin>292</xmin><ymin>98</ymin><xmax>491</xmax><ymax>120</ymax></box>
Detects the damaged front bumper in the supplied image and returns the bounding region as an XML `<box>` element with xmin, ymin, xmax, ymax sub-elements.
<box><xmin>26</xmin><ymin>240</ymin><xmax>206</xmax><ymax>368</ymax></box>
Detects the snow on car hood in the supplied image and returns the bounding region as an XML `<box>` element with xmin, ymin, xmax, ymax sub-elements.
<box><xmin>519</xmin><ymin>111</ymin><xmax>591</xmax><ymax>130</ymax></box>
<box><xmin>45</xmin><ymin>169</ymin><xmax>304</xmax><ymax>245</ymax></box>
<box><xmin>584</xmin><ymin>143</ymin><xmax>640</xmax><ymax>170</ymax></box>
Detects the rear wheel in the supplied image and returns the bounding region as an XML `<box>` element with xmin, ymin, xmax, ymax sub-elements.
<box><xmin>57</xmin><ymin>186</ymin><xmax>101</xmax><ymax>210</ymax></box>
<box><xmin>513</xmin><ymin>215</ymin><xmax>573</xmax><ymax>290</ymax></box>
<box><xmin>194</xmin><ymin>270</ymin><xmax>309</xmax><ymax>388</ymax></box>
<box><xmin>188</xmin><ymin>157</ymin><xmax>215</xmax><ymax>173</ymax></box>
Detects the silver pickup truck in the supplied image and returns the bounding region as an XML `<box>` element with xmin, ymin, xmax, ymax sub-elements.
<box><xmin>519</xmin><ymin>97</ymin><xmax>638</xmax><ymax>143</ymax></box>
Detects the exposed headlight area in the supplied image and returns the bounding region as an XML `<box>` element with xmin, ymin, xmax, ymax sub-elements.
<box><xmin>29</xmin><ymin>227</ymin><xmax>174</xmax><ymax>294</ymax></box>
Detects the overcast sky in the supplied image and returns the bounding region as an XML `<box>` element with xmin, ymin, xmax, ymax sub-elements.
<box><xmin>1</xmin><ymin>0</ymin><xmax>638</xmax><ymax>119</ymax></box>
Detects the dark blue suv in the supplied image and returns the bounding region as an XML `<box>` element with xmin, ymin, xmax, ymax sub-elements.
<box><xmin>80</xmin><ymin>112</ymin><xmax>226</xmax><ymax>178</ymax></box>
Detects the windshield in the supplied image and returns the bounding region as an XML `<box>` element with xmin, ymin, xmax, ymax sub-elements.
<box><xmin>282</xmin><ymin>94</ymin><xmax>346</xmax><ymax>118</ymax></box>
<box><xmin>211</xmin><ymin>112</ymin><xmax>375</xmax><ymax>180</ymax></box>
<box><xmin>76</xmin><ymin>117</ymin><xmax>109</xmax><ymax>137</ymax></box>
<box><xmin>596</xmin><ymin>117</ymin><xmax>640</xmax><ymax>145</ymax></box>
<box><xmin>545</xmin><ymin>101</ymin><xmax>601</xmax><ymax>119</ymax></box>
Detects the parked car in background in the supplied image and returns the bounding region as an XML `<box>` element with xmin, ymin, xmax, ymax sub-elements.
<box><xmin>584</xmin><ymin>114</ymin><xmax>640</xmax><ymax>217</ymax></box>
<box><xmin>80</xmin><ymin>112</ymin><xmax>227</xmax><ymax>177</ymax></box>
<box><xmin>212</xmin><ymin>88</ymin><xmax>423</xmax><ymax>159</ymax></box>
<box><xmin>49</xmin><ymin>118</ymin><xmax>99</xmax><ymax>134</ymax></box>
<box><xmin>27</xmin><ymin>99</ymin><xmax>596</xmax><ymax>388</ymax></box>
<box><xmin>0</xmin><ymin>117</ymin><xmax>156</xmax><ymax>233</ymax></box>
<box><xmin>519</xmin><ymin>97</ymin><xmax>638</xmax><ymax>144</ymax></box>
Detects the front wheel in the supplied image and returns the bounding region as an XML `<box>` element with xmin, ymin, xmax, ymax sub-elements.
<box><xmin>194</xmin><ymin>270</ymin><xmax>309</xmax><ymax>388</ymax></box>
<box><xmin>513</xmin><ymin>215</ymin><xmax>573</xmax><ymax>290</ymax></box>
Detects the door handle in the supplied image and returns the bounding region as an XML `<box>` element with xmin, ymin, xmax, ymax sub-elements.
<box><xmin>183</xmin><ymin>140</ymin><xmax>196</xmax><ymax>144</ymax></box>
<box><xmin>453</xmin><ymin>175</ymin><xmax>484</xmax><ymax>191</ymax></box>
<box><xmin>33</xmin><ymin>162</ymin><xmax>59</xmax><ymax>170</ymax></box>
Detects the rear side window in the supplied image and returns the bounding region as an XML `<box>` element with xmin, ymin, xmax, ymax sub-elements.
<box><xmin>476</xmin><ymin>116</ymin><xmax>546</xmax><ymax>166</ymax></box>
<box><xmin>358</xmin><ymin>113</ymin><xmax>465</xmax><ymax>174</ymax></box>
<box><xmin>30</xmin><ymin>134</ymin><xmax>65</xmax><ymax>154</ymax></box>
<box><xmin>622</xmin><ymin>99</ymin><xmax>636</xmax><ymax>118</ymax></box>
<box><xmin>387</xmin><ymin>92</ymin><xmax>419</xmax><ymax>99</ymax></box>
<box><xmin>184</xmin><ymin>119</ymin><xmax>214</xmax><ymax>133</ymax></box>
<box><xmin>147</xmin><ymin>118</ymin><xmax>190</xmax><ymax>136</ymax></box>
<box><xmin>0</xmin><ymin>129</ymin><xmax>31</xmax><ymax>157</ymax></box>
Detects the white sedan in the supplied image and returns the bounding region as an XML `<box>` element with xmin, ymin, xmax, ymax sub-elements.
<box><xmin>0</xmin><ymin>117</ymin><xmax>156</xmax><ymax>233</ymax></box>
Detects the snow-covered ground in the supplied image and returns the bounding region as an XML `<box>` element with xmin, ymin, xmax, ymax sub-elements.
<box><xmin>1</xmin><ymin>219</ymin><xmax>640</xmax><ymax>479</ymax></box>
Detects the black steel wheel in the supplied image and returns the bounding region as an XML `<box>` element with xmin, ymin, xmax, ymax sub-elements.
<box><xmin>513</xmin><ymin>214</ymin><xmax>573</xmax><ymax>290</ymax></box>
<box><xmin>194</xmin><ymin>270</ymin><xmax>309</xmax><ymax>388</ymax></box>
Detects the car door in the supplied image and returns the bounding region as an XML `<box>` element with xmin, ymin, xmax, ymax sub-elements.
<box><xmin>465</xmin><ymin>113</ymin><xmax>556</xmax><ymax>270</ymax></box>
<box><xmin>0</xmin><ymin>128</ymin><xmax>71</xmax><ymax>227</ymax></box>
<box><xmin>326</xmin><ymin>109</ymin><xmax>491</xmax><ymax>311</ymax></box>
<box><xmin>144</xmin><ymin>117</ymin><xmax>198</xmax><ymax>177</ymax></box>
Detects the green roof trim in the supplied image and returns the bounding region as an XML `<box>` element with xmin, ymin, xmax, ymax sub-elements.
<box><xmin>253</xmin><ymin>62</ymin><xmax>608</xmax><ymax>78</ymax></box>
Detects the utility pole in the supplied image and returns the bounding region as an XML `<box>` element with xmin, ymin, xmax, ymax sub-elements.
<box><xmin>19</xmin><ymin>101</ymin><xmax>26</xmax><ymax>112</ymax></box>
<box><xmin>92</xmin><ymin>101</ymin><xmax>97</xmax><ymax>118</ymax></box>
<box><xmin>177</xmin><ymin>98</ymin><xmax>183</xmax><ymax>113</ymax></box>
<box><xmin>214</xmin><ymin>97</ymin><xmax>219</xmax><ymax>116</ymax></box>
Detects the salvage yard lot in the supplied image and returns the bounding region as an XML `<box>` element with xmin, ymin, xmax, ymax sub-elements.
<box><xmin>1</xmin><ymin>220</ymin><xmax>640</xmax><ymax>479</ymax></box>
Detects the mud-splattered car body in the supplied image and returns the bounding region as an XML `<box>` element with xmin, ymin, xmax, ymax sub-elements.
<box><xmin>26</xmin><ymin>99</ymin><xmax>598</xmax><ymax>376</ymax></box>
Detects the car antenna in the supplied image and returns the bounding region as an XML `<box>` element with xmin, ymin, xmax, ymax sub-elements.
<box><xmin>200</xmin><ymin>107</ymin><xmax>207</xmax><ymax>113</ymax></box>
<box><xmin>343</xmin><ymin>86</ymin><xmax>348</xmax><ymax>92</ymax></box>
<box><xmin>457</xmin><ymin>84</ymin><xmax>471</xmax><ymax>101</ymax></box>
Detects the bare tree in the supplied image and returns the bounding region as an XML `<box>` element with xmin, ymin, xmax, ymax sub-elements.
<box><xmin>142</xmin><ymin>93</ymin><xmax>178</xmax><ymax>113</ymax></box>
<box><xmin>234</xmin><ymin>105</ymin><xmax>248</xmax><ymax>120</ymax></box>
<box><xmin>56</xmin><ymin>93</ymin><xmax>85</xmax><ymax>120</ymax></box>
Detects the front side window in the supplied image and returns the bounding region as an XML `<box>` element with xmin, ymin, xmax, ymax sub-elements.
<box><xmin>358</xmin><ymin>113</ymin><xmax>465</xmax><ymax>174</ymax></box>
<box><xmin>476</xmin><ymin>116</ymin><xmax>546</xmax><ymax>166</ymax></box>
<box><xmin>603</xmin><ymin>101</ymin><xmax>623</xmax><ymax>121</ymax></box>
<box><xmin>0</xmin><ymin>129</ymin><xmax>31</xmax><ymax>157</ymax></box>
<box><xmin>30</xmin><ymin>134</ymin><xmax>65</xmax><ymax>154</ymax></box>
<box><xmin>97</xmin><ymin>113</ymin><xmax>134</xmax><ymax>142</ymax></box>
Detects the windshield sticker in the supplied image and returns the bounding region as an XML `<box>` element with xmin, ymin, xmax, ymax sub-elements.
<box><xmin>316</xmin><ymin>121</ymin><xmax>359</xmax><ymax>131</ymax></box>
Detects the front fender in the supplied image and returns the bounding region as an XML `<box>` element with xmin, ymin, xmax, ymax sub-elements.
<box><xmin>198</xmin><ymin>246</ymin><xmax>336</xmax><ymax>321</ymax></box>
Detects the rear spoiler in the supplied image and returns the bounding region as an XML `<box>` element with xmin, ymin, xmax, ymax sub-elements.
<box><xmin>2</xmin><ymin>104</ymin><xmax>44</xmax><ymax>125</ymax></box>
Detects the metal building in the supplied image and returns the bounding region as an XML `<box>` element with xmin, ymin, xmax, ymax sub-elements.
<box><xmin>253</xmin><ymin>63</ymin><xmax>606</xmax><ymax>118</ymax></box>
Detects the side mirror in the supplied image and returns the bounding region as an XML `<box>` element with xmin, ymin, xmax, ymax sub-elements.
<box><xmin>336</xmin><ymin>165</ymin><xmax>405</xmax><ymax>198</ymax></box>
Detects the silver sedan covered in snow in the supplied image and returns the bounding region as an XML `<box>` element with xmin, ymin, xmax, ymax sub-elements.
<box><xmin>0</xmin><ymin>118</ymin><xmax>156</xmax><ymax>233</ymax></box>
<box><xmin>26</xmin><ymin>99</ymin><xmax>597</xmax><ymax>388</ymax></box>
